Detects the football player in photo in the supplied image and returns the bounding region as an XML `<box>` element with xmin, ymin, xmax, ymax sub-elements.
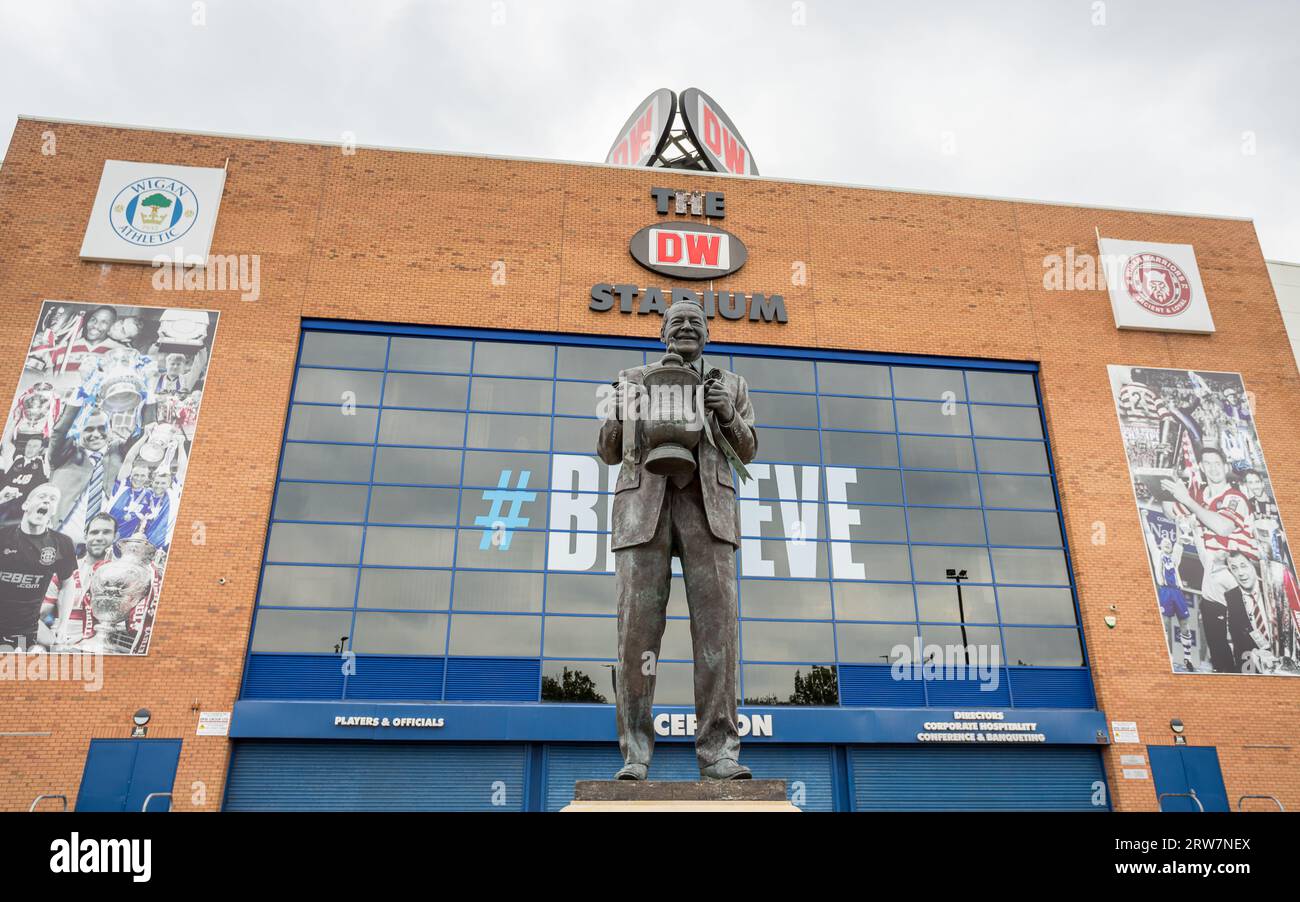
<box><xmin>0</xmin><ymin>483</ymin><xmax>77</xmax><ymax>651</ymax></box>
<box><xmin>1161</xmin><ymin>447</ymin><xmax>1253</xmax><ymax>673</ymax></box>
<box><xmin>1146</xmin><ymin>519</ymin><xmax>1197</xmax><ymax>672</ymax></box>
<box><xmin>25</xmin><ymin>304</ymin><xmax>125</xmax><ymax>381</ymax></box>
<box><xmin>54</xmin><ymin>512</ymin><xmax>117</xmax><ymax>648</ymax></box>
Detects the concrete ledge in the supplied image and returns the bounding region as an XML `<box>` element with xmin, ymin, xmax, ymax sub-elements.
<box><xmin>563</xmin><ymin>799</ymin><xmax>800</xmax><ymax>812</ymax></box>
<box><xmin>573</xmin><ymin>779</ymin><xmax>787</xmax><ymax>802</ymax></box>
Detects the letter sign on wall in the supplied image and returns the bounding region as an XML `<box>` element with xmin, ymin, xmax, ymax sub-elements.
<box><xmin>629</xmin><ymin>222</ymin><xmax>747</xmax><ymax>280</ymax></box>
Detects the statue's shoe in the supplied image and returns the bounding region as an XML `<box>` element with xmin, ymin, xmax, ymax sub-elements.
<box><xmin>615</xmin><ymin>762</ymin><xmax>648</xmax><ymax>781</ymax></box>
<box><xmin>700</xmin><ymin>759</ymin><xmax>752</xmax><ymax>780</ymax></box>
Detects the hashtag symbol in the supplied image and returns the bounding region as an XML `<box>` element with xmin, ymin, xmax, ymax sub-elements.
<box><xmin>474</xmin><ymin>470</ymin><xmax>536</xmax><ymax>550</ymax></box>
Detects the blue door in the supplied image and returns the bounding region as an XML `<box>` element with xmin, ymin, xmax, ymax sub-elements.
<box><xmin>1149</xmin><ymin>746</ymin><xmax>1229</xmax><ymax>812</ymax></box>
<box><xmin>76</xmin><ymin>739</ymin><xmax>182</xmax><ymax>812</ymax></box>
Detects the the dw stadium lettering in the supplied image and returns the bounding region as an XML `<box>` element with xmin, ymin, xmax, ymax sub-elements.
<box><xmin>590</xmin><ymin>284</ymin><xmax>788</xmax><ymax>323</ymax></box>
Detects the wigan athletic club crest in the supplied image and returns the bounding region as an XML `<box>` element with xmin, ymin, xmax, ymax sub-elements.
<box><xmin>39</xmin><ymin>547</ymin><xmax>56</xmax><ymax>566</ymax></box>
<box><xmin>108</xmin><ymin>176</ymin><xmax>199</xmax><ymax>247</ymax></box>
<box><xmin>1123</xmin><ymin>252</ymin><xmax>1192</xmax><ymax>316</ymax></box>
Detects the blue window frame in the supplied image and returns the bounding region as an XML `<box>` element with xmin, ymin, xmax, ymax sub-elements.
<box><xmin>243</xmin><ymin>321</ymin><xmax>1091</xmax><ymax>707</ymax></box>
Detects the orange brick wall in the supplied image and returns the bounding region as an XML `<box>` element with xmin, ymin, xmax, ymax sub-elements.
<box><xmin>0</xmin><ymin>117</ymin><xmax>1295</xmax><ymax>812</ymax></box>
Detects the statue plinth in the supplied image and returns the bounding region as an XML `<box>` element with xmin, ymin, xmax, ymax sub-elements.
<box><xmin>561</xmin><ymin>779</ymin><xmax>799</xmax><ymax>812</ymax></box>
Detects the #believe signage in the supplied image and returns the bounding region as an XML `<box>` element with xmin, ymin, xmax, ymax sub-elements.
<box><xmin>590</xmin><ymin>186</ymin><xmax>787</xmax><ymax>323</ymax></box>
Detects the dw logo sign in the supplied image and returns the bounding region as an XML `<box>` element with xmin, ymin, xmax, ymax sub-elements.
<box><xmin>630</xmin><ymin>221</ymin><xmax>747</xmax><ymax>280</ymax></box>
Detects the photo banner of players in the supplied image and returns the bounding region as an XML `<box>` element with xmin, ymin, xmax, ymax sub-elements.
<box><xmin>1109</xmin><ymin>365</ymin><xmax>1299</xmax><ymax>676</ymax></box>
<box><xmin>0</xmin><ymin>300</ymin><xmax>219</xmax><ymax>655</ymax></box>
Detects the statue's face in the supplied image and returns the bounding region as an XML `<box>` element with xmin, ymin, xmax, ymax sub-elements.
<box><xmin>662</xmin><ymin>304</ymin><xmax>708</xmax><ymax>361</ymax></box>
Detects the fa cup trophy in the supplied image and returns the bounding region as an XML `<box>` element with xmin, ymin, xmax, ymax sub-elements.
<box><xmin>636</xmin><ymin>351</ymin><xmax>707</xmax><ymax>483</ymax></box>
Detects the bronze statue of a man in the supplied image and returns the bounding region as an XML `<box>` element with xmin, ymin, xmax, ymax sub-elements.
<box><xmin>596</xmin><ymin>298</ymin><xmax>758</xmax><ymax>781</ymax></box>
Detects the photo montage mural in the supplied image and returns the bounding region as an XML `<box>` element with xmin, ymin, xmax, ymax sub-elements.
<box><xmin>1110</xmin><ymin>365</ymin><xmax>1298</xmax><ymax>676</ymax></box>
<box><xmin>0</xmin><ymin>301</ymin><xmax>218</xmax><ymax>655</ymax></box>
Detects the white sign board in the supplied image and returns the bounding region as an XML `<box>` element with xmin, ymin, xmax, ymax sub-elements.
<box><xmin>1111</xmin><ymin>721</ymin><xmax>1141</xmax><ymax>743</ymax></box>
<box><xmin>196</xmin><ymin>712</ymin><xmax>231</xmax><ymax>736</ymax></box>
<box><xmin>1122</xmin><ymin>768</ymin><xmax>1150</xmax><ymax>780</ymax></box>
<box><xmin>1099</xmin><ymin>237</ymin><xmax>1215</xmax><ymax>333</ymax></box>
<box><xmin>80</xmin><ymin>160</ymin><xmax>227</xmax><ymax>264</ymax></box>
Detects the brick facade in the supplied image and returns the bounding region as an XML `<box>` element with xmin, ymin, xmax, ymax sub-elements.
<box><xmin>0</xmin><ymin>117</ymin><xmax>1295</xmax><ymax>812</ymax></box>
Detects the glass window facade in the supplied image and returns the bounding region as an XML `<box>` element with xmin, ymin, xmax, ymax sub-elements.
<box><xmin>250</xmin><ymin>327</ymin><xmax>1085</xmax><ymax>705</ymax></box>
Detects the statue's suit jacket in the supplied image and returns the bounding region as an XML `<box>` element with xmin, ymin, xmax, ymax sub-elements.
<box><xmin>596</xmin><ymin>362</ymin><xmax>758</xmax><ymax>550</ymax></box>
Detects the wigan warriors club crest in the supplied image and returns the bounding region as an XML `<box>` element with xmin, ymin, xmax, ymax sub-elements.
<box><xmin>1123</xmin><ymin>252</ymin><xmax>1192</xmax><ymax>316</ymax></box>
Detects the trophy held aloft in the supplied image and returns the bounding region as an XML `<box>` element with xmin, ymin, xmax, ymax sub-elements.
<box><xmin>639</xmin><ymin>351</ymin><xmax>705</xmax><ymax>485</ymax></box>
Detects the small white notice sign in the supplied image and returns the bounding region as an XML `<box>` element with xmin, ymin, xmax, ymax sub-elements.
<box><xmin>1120</xmin><ymin>754</ymin><xmax>1146</xmax><ymax>766</ymax></box>
<box><xmin>1111</xmin><ymin>721</ymin><xmax>1140</xmax><ymax>743</ymax></box>
<box><xmin>1122</xmin><ymin>768</ymin><xmax>1150</xmax><ymax>780</ymax></box>
<box><xmin>197</xmin><ymin>711</ymin><xmax>231</xmax><ymax>736</ymax></box>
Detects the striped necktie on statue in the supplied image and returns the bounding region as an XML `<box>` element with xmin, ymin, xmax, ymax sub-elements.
<box><xmin>85</xmin><ymin>452</ymin><xmax>104</xmax><ymax>529</ymax></box>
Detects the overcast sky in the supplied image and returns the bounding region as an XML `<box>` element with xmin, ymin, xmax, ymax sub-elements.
<box><xmin>2</xmin><ymin>0</ymin><xmax>1297</xmax><ymax>260</ymax></box>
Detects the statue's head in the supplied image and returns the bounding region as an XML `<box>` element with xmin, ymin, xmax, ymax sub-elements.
<box><xmin>660</xmin><ymin>299</ymin><xmax>709</xmax><ymax>362</ymax></box>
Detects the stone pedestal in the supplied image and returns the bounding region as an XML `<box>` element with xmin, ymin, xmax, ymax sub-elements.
<box><xmin>562</xmin><ymin>779</ymin><xmax>799</xmax><ymax>812</ymax></box>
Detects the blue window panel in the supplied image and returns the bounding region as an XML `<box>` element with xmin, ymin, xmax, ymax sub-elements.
<box><xmin>1006</xmin><ymin>666</ymin><xmax>1095</xmax><ymax>709</ymax></box>
<box><xmin>243</xmin><ymin>654</ymin><xmax>345</xmax><ymax>700</ymax></box>
<box><xmin>838</xmin><ymin>664</ymin><xmax>925</xmax><ymax>707</ymax></box>
<box><xmin>244</xmin><ymin>325</ymin><xmax>1092</xmax><ymax>710</ymax></box>
<box><xmin>444</xmin><ymin>657</ymin><xmax>541</xmax><ymax>701</ymax></box>
<box><xmin>923</xmin><ymin>669</ymin><xmax>1012</xmax><ymax>707</ymax></box>
<box><xmin>346</xmin><ymin>656</ymin><xmax>446</xmax><ymax>701</ymax></box>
